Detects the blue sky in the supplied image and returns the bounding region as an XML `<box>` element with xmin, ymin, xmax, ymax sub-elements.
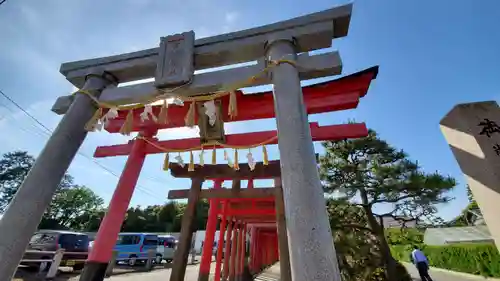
<box><xmin>1</xmin><ymin>0</ymin><xmax>499</xmax><ymax>221</ymax></box>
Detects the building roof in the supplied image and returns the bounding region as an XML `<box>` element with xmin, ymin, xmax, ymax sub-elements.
<box><xmin>424</xmin><ymin>225</ymin><xmax>493</xmax><ymax>245</ymax></box>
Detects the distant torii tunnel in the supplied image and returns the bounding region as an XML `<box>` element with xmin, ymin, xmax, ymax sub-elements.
<box><xmin>167</xmin><ymin>160</ymin><xmax>288</xmax><ymax>281</ymax></box>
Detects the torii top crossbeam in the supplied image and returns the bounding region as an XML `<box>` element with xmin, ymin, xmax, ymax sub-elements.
<box><xmin>58</xmin><ymin>4</ymin><xmax>353</xmax><ymax>89</ymax></box>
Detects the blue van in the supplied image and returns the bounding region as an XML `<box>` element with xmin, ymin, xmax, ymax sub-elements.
<box><xmin>114</xmin><ymin>233</ymin><xmax>159</xmax><ymax>266</ymax></box>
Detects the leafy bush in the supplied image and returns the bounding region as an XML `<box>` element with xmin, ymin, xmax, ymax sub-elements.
<box><xmin>391</xmin><ymin>243</ymin><xmax>500</xmax><ymax>277</ymax></box>
<box><xmin>386</xmin><ymin>228</ymin><xmax>424</xmax><ymax>246</ymax></box>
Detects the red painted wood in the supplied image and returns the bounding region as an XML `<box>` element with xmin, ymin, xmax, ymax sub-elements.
<box><xmin>94</xmin><ymin>122</ymin><xmax>368</xmax><ymax>157</ymax></box>
<box><xmin>222</xmin><ymin>197</ymin><xmax>275</xmax><ymax>203</ymax></box>
<box><xmin>199</xmin><ymin>180</ymin><xmax>222</xmax><ymax>277</ymax></box>
<box><xmin>88</xmin><ymin>137</ymin><xmax>147</xmax><ymax>263</ymax></box>
<box><xmin>103</xmin><ymin>66</ymin><xmax>377</xmax><ymax>133</ymax></box>
<box><xmin>214</xmin><ymin>200</ymin><xmax>227</xmax><ymax>281</ymax></box>
<box><xmin>239</xmin><ymin>224</ymin><xmax>247</xmax><ymax>273</ymax></box>
<box><xmin>255</xmin><ymin>231</ymin><xmax>262</xmax><ymax>270</ymax></box>
<box><xmin>249</xmin><ymin>228</ymin><xmax>256</xmax><ymax>272</ymax></box>
<box><xmin>225</xmin><ymin>208</ymin><xmax>275</xmax><ymax>216</ymax></box>
<box><xmin>223</xmin><ymin>220</ymin><xmax>233</xmax><ymax>279</ymax></box>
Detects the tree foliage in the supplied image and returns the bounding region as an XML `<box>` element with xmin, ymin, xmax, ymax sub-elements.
<box><xmin>320</xmin><ymin>130</ymin><xmax>456</xmax><ymax>281</ymax></box>
<box><xmin>0</xmin><ymin>151</ymin><xmax>105</xmax><ymax>230</ymax></box>
<box><xmin>327</xmin><ymin>198</ymin><xmax>412</xmax><ymax>281</ymax></box>
<box><xmin>385</xmin><ymin>228</ymin><xmax>424</xmax><ymax>246</ymax></box>
<box><xmin>0</xmin><ymin>150</ymin><xmax>209</xmax><ymax>233</ymax></box>
<box><xmin>0</xmin><ymin>151</ymin><xmax>35</xmax><ymax>211</ymax></box>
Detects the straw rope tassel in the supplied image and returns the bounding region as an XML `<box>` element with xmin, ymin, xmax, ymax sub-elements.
<box><xmin>262</xmin><ymin>145</ymin><xmax>269</xmax><ymax>165</ymax></box>
<box><xmin>158</xmin><ymin>100</ymin><xmax>169</xmax><ymax>124</ymax></box>
<box><xmin>188</xmin><ymin>151</ymin><xmax>195</xmax><ymax>171</ymax></box>
<box><xmin>85</xmin><ymin>107</ymin><xmax>103</xmax><ymax>131</ymax></box>
<box><xmin>199</xmin><ymin>149</ymin><xmax>205</xmax><ymax>166</ymax></box>
<box><xmin>212</xmin><ymin>147</ymin><xmax>217</xmax><ymax>165</ymax></box>
<box><xmin>185</xmin><ymin>101</ymin><xmax>196</xmax><ymax>127</ymax></box>
<box><xmin>162</xmin><ymin>153</ymin><xmax>170</xmax><ymax>171</ymax></box>
<box><xmin>119</xmin><ymin>109</ymin><xmax>134</xmax><ymax>135</ymax></box>
<box><xmin>233</xmin><ymin>149</ymin><xmax>239</xmax><ymax>170</ymax></box>
<box><xmin>228</xmin><ymin>90</ymin><xmax>238</xmax><ymax>119</ymax></box>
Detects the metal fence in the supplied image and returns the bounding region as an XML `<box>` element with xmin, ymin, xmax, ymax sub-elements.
<box><xmin>19</xmin><ymin>249</ymin><xmax>160</xmax><ymax>279</ymax></box>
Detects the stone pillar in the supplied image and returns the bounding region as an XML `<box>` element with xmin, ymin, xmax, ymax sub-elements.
<box><xmin>0</xmin><ymin>72</ymin><xmax>116</xmax><ymax>280</ymax></box>
<box><xmin>440</xmin><ymin>101</ymin><xmax>500</xmax><ymax>250</ymax></box>
<box><xmin>79</xmin><ymin>134</ymin><xmax>149</xmax><ymax>281</ymax></box>
<box><xmin>266</xmin><ymin>37</ymin><xmax>341</xmax><ymax>281</ymax></box>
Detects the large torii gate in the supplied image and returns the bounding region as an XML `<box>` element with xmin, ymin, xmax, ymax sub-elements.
<box><xmin>83</xmin><ymin>65</ymin><xmax>377</xmax><ymax>281</ymax></box>
<box><xmin>0</xmin><ymin>4</ymin><xmax>381</xmax><ymax>281</ymax></box>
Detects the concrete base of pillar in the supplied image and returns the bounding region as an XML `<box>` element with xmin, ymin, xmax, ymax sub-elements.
<box><xmin>78</xmin><ymin>261</ymin><xmax>108</xmax><ymax>281</ymax></box>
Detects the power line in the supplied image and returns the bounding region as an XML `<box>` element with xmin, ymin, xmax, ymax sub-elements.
<box><xmin>0</xmin><ymin>89</ymin><xmax>159</xmax><ymax>198</ymax></box>
<box><xmin>0</xmin><ymin>90</ymin><xmax>53</xmax><ymax>134</ymax></box>
<box><xmin>0</xmin><ymin>0</ymin><xmax>8</xmax><ymax>7</ymax></box>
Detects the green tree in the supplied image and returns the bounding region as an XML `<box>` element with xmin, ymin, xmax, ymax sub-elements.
<box><xmin>320</xmin><ymin>130</ymin><xmax>456</xmax><ymax>281</ymax></box>
<box><xmin>40</xmin><ymin>185</ymin><xmax>104</xmax><ymax>229</ymax></box>
<box><xmin>0</xmin><ymin>151</ymin><xmax>76</xmax><ymax>213</ymax></box>
<box><xmin>385</xmin><ymin>228</ymin><xmax>424</xmax><ymax>246</ymax></box>
<box><xmin>327</xmin><ymin>198</ymin><xmax>412</xmax><ymax>281</ymax></box>
<box><xmin>327</xmin><ymin>198</ymin><xmax>380</xmax><ymax>280</ymax></box>
<box><xmin>159</xmin><ymin>201</ymin><xmax>182</xmax><ymax>232</ymax></box>
<box><xmin>119</xmin><ymin>200</ymin><xmax>209</xmax><ymax>233</ymax></box>
<box><xmin>0</xmin><ymin>151</ymin><xmax>35</xmax><ymax>212</ymax></box>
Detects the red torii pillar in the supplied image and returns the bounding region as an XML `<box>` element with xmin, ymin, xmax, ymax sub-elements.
<box><xmin>229</xmin><ymin>221</ymin><xmax>239</xmax><ymax>281</ymax></box>
<box><xmin>198</xmin><ymin>180</ymin><xmax>223</xmax><ymax>281</ymax></box>
<box><xmin>79</xmin><ymin>131</ymin><xmax>152</xmax><ymax>280</ymax></box>
<box><xmin>223</xmin><ymin>219</ymin><xmax>233</xmax><ymax>280</ymax></box>
<box><xmin>236</xmin><ymin>222</ymin><xmax>245</xmax><ymax>280</ymax></box>
<box><xmin>214</xmin><ymin>201</ymin><xmax>228</xmax><ymax>281</ymax></box>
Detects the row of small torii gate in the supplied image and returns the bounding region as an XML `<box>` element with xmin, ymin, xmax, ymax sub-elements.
<box><xmin>0</xmin><ymin>3</ymin><xmax>382</xmax><ymax>281</ymax></box>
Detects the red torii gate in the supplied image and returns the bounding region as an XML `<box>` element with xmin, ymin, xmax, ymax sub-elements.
<box><xmin>101</xmin><ymin>66</ymin><xmax>378</xmax><ymax>134</ymax></box>
<box><xmin>79</xmin><ymin>67</ymin><xmax>378</xmax><ymax>281</ymax></box>
<box><xmin>167</xmin><ymin>161</ymin><xmax>287</xmax><ymax>281</ymax></box>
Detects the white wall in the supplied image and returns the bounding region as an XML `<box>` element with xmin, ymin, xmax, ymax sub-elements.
<box><xmin>193</xmin><ymin>230</ymin><xmax>221</xmax><ymax>254</ymax></box>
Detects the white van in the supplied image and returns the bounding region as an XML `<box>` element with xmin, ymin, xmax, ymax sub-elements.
<box><xmin>157</xmin><ymin>235</ymin><xmax>176</xmax><ymax>263</ymax></box>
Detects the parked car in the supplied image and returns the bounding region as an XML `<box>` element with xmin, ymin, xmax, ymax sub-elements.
<box><xmin>88</xmin><ymin>238</ymin><xmax>95</xmax><ymax>252</ymax></box>
<box><xmin>157</xmin><ymin>235</ymin><xmax>177</xmax><ymax>263</ymax></box>
<box><xmin>114</xmin><ymin>233</ymin><xmax>158</xmax><ymax>266</ymax></box>
<box><xmin>21</xmin><ymin>230</ymin><xmax>89</xmax><ymax>272</ymax></box>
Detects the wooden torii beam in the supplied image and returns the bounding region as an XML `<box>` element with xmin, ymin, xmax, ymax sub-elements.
<box><xmin>94</xmin><ymin>122</ymin><xmax>368</xmax><ymax>157</ymax></box>
<box><xmin>168</xmin><ymin>187</ymin><xmax>275</xmax><ymax>200</ymax></box>
<box><xmin>169</xmin><ymin>160</ymin><xmax>282</xmax><ymax>179</ymax></box>
<box><xmin>102</xmin><ymin>66</ymin><xmax>378</xmax><ymax>133</ymax></box>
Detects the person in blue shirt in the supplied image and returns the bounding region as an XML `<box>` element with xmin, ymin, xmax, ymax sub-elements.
<box><xmin>410</xmin><ymin>245</ymin><xmax>434</xmax><ymax>281</ymax></box>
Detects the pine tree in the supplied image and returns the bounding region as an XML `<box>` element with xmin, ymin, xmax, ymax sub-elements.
<box><xmin>319</xmin><ymin>130</ymin><xmax>456</xmax><ymax>281</ymax></box>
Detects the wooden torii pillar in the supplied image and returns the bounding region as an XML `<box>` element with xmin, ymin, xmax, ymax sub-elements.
<box><xmin>167</xmin><ymin>160</ymin><xmax>291</xmax><ymax>281</ymax></box>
